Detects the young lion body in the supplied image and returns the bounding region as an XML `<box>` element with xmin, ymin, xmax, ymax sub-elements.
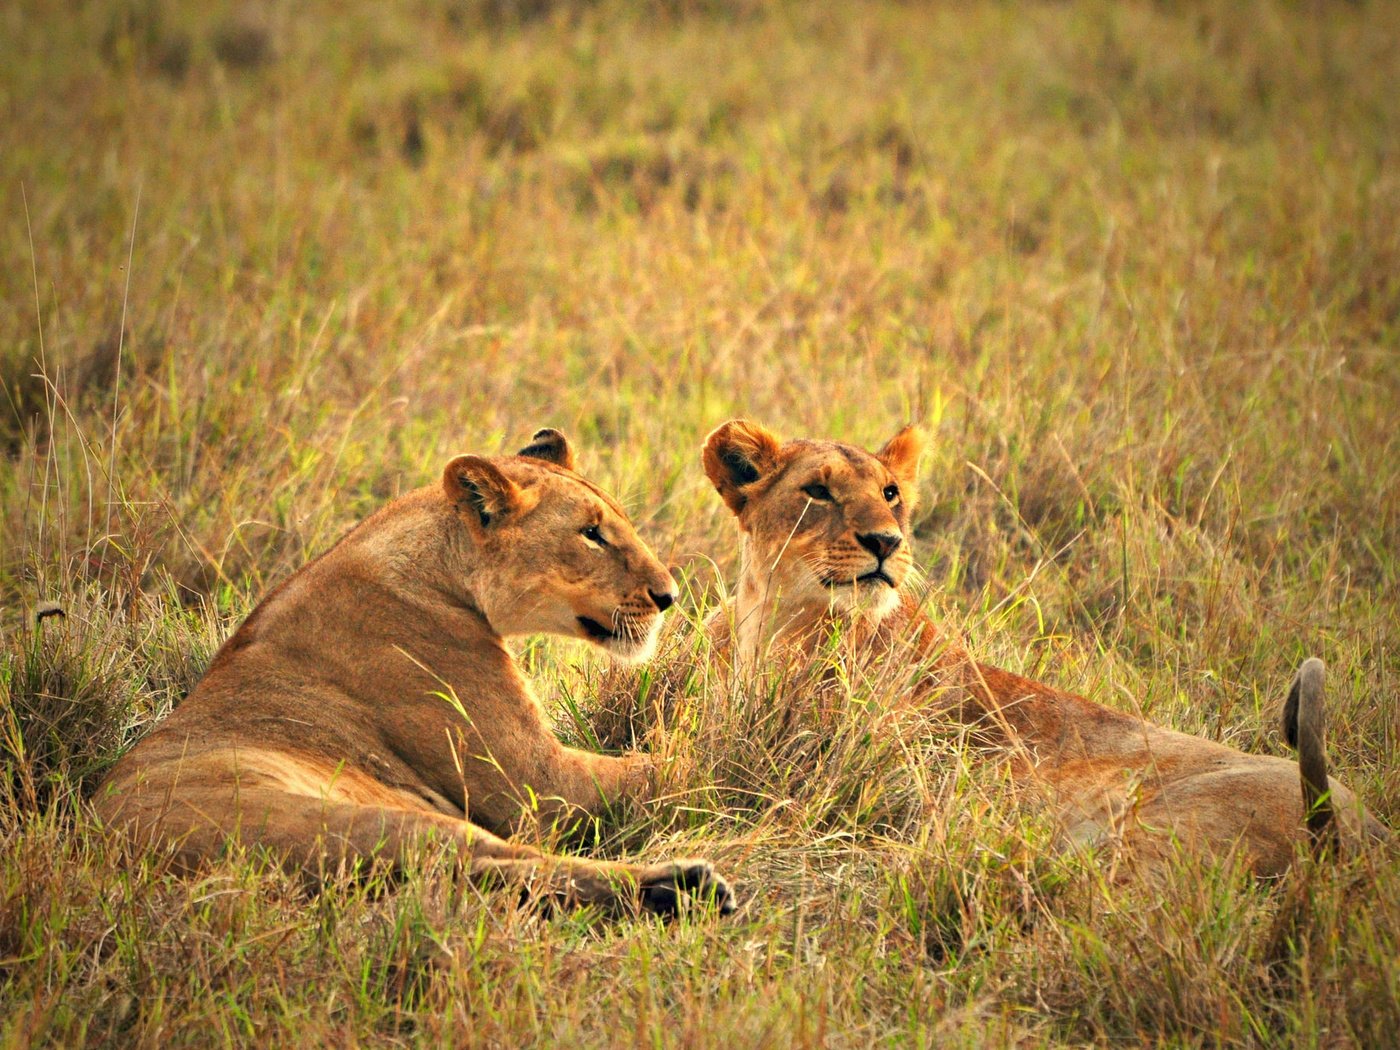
<box><xmin>703</xmin><ymin>419</ymin><xmax>1387</xmax><ymax>880</ymax></box>
<box><xmin>95</xmin><ymin>431</ymin><xmax>733</xmax><ymax>916</ymax></box>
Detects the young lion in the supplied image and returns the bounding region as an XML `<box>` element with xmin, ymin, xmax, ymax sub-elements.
<box><xmin>702</xmin><ymin>418</ymin><xmax>1387</xmax><ymax>879</ymax></box>
<box><xmin>95</xmin><ymin>429</ymin><xmax>734</xmax><ymax>917</ymax></box>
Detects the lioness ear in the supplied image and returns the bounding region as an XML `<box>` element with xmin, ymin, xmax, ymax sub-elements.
<box><xmin>443</xmin><ymin>455</ymin><xmax>523</xmax><ymax>529</ymax></box>
<box><xmin>702</xmin><ymin>419</ymin><xmax>782</xmax><ymax>514</ymax></box>
<box><xmin>877</xmin><ymin>425</ymin><xmax>924</xmax><ymax>498</ymax></box>
<box><xmin>517</xmin><ymin>428</ymin><xmax>576</xmax><ymax>471</ymax></box>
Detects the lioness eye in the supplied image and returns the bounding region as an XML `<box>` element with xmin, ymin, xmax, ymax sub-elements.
<box><xmin>801</xmin><ymin>483</ymin><xmax>833</xmax><ymax>502</ymax></box>
<box><xmin>883</xmin><ymin>484</ymin><xmax>900</xmax><ymax>503</ymax></box>
<box><xmin>581</xmin><ymin>524</ymin><xmax>607</xmax><ymax>546</ymax></box>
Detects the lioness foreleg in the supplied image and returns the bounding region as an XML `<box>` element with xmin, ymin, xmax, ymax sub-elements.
<box><xmin>103</xmin><ymin>785</ymin><xmax>731</xmax><ymax>916</ymax></box>
<box><xmin>505</xmin><ymin>746</ymin><xmax>657</xmax><ymax>832</ymax></box>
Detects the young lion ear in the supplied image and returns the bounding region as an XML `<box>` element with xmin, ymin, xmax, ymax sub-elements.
<box><xmin>517</xmin><ymin>428</ymin><xmax>576</xmax><ymax>471</ymax></box>
<box><xmin>702</xmin><ymin>419</ymin><xmax>782</xmax><ymax>514</ymax></box>
<box><xmin>877</xmin><ymin>426</ymin><xmax>924</xmax><ymax>489</ymax></box>
<box><xmin>443</xmin><ymin>455</ymin><xmax>523</xmax><ymax>529</ymax></box>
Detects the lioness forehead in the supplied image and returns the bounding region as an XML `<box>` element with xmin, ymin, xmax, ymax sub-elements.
<box><xmin>782</xmin><ymin>440</ymin><xmax>888</xmax><ymax>482</ymax></box>
<box><xmin>506</xmin><ymin>456</ymin><xmax>632</xmax><ymax>520</ymax></box>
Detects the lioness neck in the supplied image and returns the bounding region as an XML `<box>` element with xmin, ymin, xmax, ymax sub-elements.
<box><xmin>729</xmin><ymin>544</ymin><xmax>883</xmax><ymax>664</ymax></box>
<box><xmin>208</xmin><ymin>488</ymin><xmax>513</xmax><ymax>688</ymax></box>
<box><xmin>333</xmin><ymin>488</ymin><xmax>487</xmax><ymax>616</ymax></box>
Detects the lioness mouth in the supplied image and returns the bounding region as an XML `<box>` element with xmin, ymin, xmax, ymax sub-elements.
<box><xmin>825</xmin><ymin>569</ymin><xmax>897</xmax><ymax>589</ymax></box>
<box><xmin>577</xmin><ymin>616</ymin><xmax>621</xmax><ymax>641</ymax></box>
<box><xmin>857</xmin><ymin>569</ymin><xmax>896</xmax><ymax>587</ymax></box>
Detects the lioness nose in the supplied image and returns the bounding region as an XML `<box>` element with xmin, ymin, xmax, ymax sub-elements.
<box><xmin>648</xmin><ymin>589</ymin><xmax>676</xmax><ymax>613</ymax></box>
<box><xmin>857</xmin><ymin>532</ymin><xmax>902</xmax><ymax>561</ymax></box>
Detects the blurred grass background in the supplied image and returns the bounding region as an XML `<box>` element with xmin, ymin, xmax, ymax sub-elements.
<box><xmin>2</xmin><ymin>0</ymin><xmax>1398</xmax><ymax>1045</ymax></box>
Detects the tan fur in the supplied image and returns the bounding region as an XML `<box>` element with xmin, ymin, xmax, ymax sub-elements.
<box><xmin>95</xmin><ymin>430</ymin><xmax>733</xmax><ymax>917</ymax></box>
<box><xmin>704</xmin><ymin>420</ymin><xmax>1388</xmax><ymax>879</ymax></box>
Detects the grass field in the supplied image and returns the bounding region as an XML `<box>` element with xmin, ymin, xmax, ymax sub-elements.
<box><xmin>3</xmin><ymin>0</ymin><xmax>1399</xmax><ymax>1044</ymax></box>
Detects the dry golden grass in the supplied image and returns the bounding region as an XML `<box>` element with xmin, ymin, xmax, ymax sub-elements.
<box><xmin>3</xmin><ymin>0</ymin><xmax>1398</xmax><ymax>1045</ymax></box>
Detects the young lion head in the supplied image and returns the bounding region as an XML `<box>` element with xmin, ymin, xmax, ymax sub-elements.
<box><xmin>443</xmin><ymin>429</ymin><xmax>677</xmax><ymax>663</ymax></box>
<box><xmin>703</xmin><ymin>419</ymin><xmax>923</xmax><ymax>631</ymax></box>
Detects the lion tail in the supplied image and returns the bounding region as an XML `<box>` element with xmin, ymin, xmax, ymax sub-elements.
<box><xmin>1281</xmin><ymin>656</ymin><xmax>1336</xmax><ymax>852</ymax></box>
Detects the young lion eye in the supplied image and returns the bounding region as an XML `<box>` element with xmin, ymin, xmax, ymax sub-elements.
<box><xmin>801</xmin><ymin>483</ymin><xmax>833</xmax><ymax>502</ymax></box>
<box><xmin>581</xmin><ymin>524</ymin><xmax>607</xmax><ymax>547</ymax></box>
<box><xmin>883</xmin><ymin>484</ymin><xmax>900</xmax><ymax>503</ymax></box>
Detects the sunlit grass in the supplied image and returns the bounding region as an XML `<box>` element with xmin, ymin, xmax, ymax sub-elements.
<box><xmin>3</xmin><ymin>0</ymin><xmax>1398</xmax><ymax>1044</ymax></box>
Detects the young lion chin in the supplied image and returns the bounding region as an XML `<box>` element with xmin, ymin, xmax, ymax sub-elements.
<box><xmin>94</xmin><ymin>428</ymin><xmax>734</xmax><ymax>919</ymax></box>
<box><xmin>702</xmin><ymin>418</ymin><xmax>1388</xmax><ymax>880</ymax></box>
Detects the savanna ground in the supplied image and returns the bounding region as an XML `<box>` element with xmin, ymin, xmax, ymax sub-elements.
<box><xmin>3</xmin><ymin>0</ymin><xmax>1399</xmax><ymax>1045</ymax></box>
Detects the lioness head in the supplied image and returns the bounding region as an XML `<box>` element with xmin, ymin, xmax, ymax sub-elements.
<box><xmin>443</xmin><ymin>429</ymin><xmax>677</xmax><ymax>663</ymax></box>
<box><xmin>703</xmin><ymin>419</ymin><xmax>922</xmax><ymax>628</ymax></box>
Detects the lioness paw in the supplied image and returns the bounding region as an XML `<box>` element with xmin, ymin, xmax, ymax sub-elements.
<box><xmin>639</xmin><ymin>859</ymin><xmax>737</xmax><ymax>918</ymax></box>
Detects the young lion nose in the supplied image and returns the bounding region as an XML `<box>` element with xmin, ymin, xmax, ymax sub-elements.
<box><xmin>857</xmin><ymin>532</ymin><xmax>902</xmax><ymax>561</ymax></box>
<box><xmin>648</xmin><ymin>589</ymin><xmax>676</xmax><ymax>613</ymax></box>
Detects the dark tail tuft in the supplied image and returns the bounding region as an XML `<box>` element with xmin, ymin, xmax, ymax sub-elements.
<box><xmin>1282</xmin><ymin>657</ymin><xmax>1335</xmax><ymax>853</ymax></box>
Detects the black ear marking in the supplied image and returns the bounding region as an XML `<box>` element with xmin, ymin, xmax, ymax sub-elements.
<box><xmin>517</xmin><ymin>427</ymin><xmax>576</xmax><ymax>470</ymax></box>
<box><xmin>721</xmin><ymin>449</ymin><xmax>761</xmax><ymax>486</ymax></box>
<box><xmin>457</xmin><ymin>475</ymin><xmax>492</xmax><ymax>527</ymax></box>
<box><xmin>702</xmin><ymin>419</ymin><xmax>783</xmax><ymax>515</ymax></box>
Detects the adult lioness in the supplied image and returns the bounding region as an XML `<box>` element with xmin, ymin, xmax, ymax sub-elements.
<box><xmin>702</xmin><ymin>419</ymin><xmax>1387</xmax><ymax>878</ymax></box>
<box><xmin>95</xmin><ymin>429</ymin><xmax>734</xmax><ymax>917</ymax></box>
